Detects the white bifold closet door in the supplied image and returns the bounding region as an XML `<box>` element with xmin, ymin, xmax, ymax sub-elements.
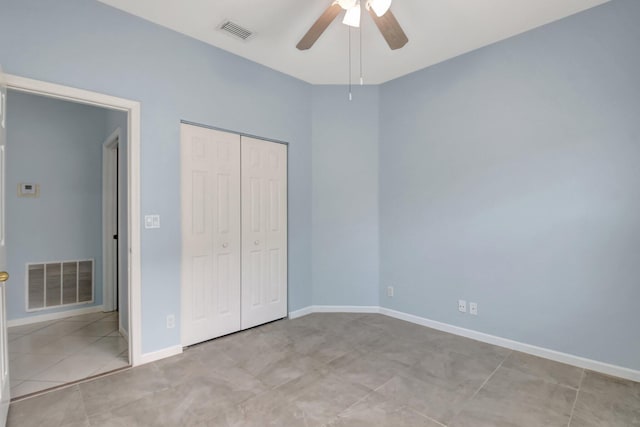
<box><xmin>241</xmin><ymin>137</ymin><xmax>287</xmax><ymax>330</ymax></box>
<box><xmin>181</xmin><ymin>124</ymin><xmax>241</xmax><ymax>347</ymax></box>
<box><xmin>181</xmin><ymin>125</ymin><xmax>287</xmax><ymax>346</ymax></box>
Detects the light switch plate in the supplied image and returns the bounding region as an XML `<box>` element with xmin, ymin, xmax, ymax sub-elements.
<box><xmin>144</xmin><ymin>215</ymin><xmax>160</xmax><ymax>229</ymax></box>
<box><xmin>18</xmin><ymin>183</ymin><xmax>40</xmax><ymax>198</ymax></box>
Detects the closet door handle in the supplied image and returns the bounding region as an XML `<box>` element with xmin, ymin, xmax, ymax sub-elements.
<box><xmin>222</xmin><ymin>242</ymin><xmax>229</xmax><ymax>249</ymax></box>
<box><xmin>254</xmin><ymin>240</ymin><xmax>260</xmax><ymax>246</ymax></box>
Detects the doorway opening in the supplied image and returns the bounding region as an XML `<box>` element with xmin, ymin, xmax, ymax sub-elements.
<box><xmin>1</xmin><ymin>74</ymin><xmax>141</xmax><ymax>401</ymax></box>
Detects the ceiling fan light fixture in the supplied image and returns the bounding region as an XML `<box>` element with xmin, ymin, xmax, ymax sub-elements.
<box><xmin>368</xmin><ymin>0</ymin><xmax>392</xmax><ymax>17</ymax></box>
<box><xmin>342</xmin><ymin>2</ymin><xmax>361</xmax><ymax>27</ymax></box>
<box><xmin>337</xmin><ymin>0</ymin><xmax>357</xmax><ymax>10</ymax></box>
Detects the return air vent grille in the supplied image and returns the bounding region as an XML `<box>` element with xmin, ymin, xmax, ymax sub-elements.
<box><xmin>27</xmin><ymin>259</ymin><xmax>94</xmax><ymax>311</ymax></box>
<box><xmin>218</xmin><ymin>20</ymin><xmax>254</xmax><ymax>41</ymax></box>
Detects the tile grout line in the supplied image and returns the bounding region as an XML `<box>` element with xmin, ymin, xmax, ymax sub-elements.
<box><xmin>77</xmin><ymin>383</ymin><xmax>93</xmax><ymax>426</ymax></box>
<box><xmin>332</xmin><ymin>375</ymin><xmax>396</xmax><ymax>421</ymax></box>
<box><xmin>438</xmin><ymin>350</ymin><xmax>512</xmax><ymax>426</ymax></box>
<box><xmin>350</xmin><ymin>377</ymin><xmax>393</xmax><ymax>411</ymax></box>
<box><xmin>566</xmin><ymin>368</ymin><xmax>585</xmax><ymax>427</ymax></box>
<box><xmin>21</xmin><ymin>327</ymin><xmax>117</xmax><ymax>383</ymax></box>
<box><xmin>339</xmin><ymin>372</ymin><xmax>450</xmax><ymax>427</ymax></box>
<box><xmin>410</xmin><ymin>407</ymin><xmax>449</xmax><ymax>427</ymax></box>
<box><xmin>472</xmin><ymin>350</ymin><xmax>512</xmax><ymax>400</ymax></box>
<box><xmin>9</xmin><ymin>312</ymin><xmax>124</xmax><ymax>397</ymax></box>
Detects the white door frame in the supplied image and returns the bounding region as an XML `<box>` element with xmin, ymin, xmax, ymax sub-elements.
<box><xmin>0</xmin><ymin>64</ymin><xmax>10</xmax><ymax>425</ymax></box>
<box><xmin>5</xmin><ymin>74</ymin><xmax>143</xmax><ymax>366</ymax></box>
<box><xmin>102</xmin><ymin>128</ymin><xmax>119</xmax><ymax>313</ymax></box>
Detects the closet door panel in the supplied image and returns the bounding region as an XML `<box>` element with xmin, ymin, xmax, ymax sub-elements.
<box><xmin>241</xmin><ymin>137</ymin><xmax>287</xmax><ymax>330</ymax></box>
<box><xmin>181</xmin><ymin>124</ymin><xmax>241</xmax><ymax>346</ymax></box>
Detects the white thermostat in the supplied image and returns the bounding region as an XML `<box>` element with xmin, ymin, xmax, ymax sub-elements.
<box><xmin>18</xmin><ymin>183</ymin><xmax>40</xmax><ymax>198</ymax></box>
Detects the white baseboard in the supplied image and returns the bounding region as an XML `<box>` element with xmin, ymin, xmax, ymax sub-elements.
<box><xmin>312</xmin><ymin>305</ymin><xmax>380</xmax><ymax>314</ymax></box>
<box><xmin>289</xmin><ymin>305</ymin><xmax>379</xmax><ymax>319</ymax></box>
<box><xmin>139</xmin><ymin>345</ymin><xmax>183</xmax><ymax>365</ymax></box>
<box><xmin>288</xmin><ymin>305</ymin><xmax>640</xmax><ymax>383</ymax></box>
<box><xmin>289</xmin><ymin>306</ymin><xmax>314</xmax><ymax>319</ymax></box>
<box><xmin>379</xmin><ymin>307</ymin><xmax>640</xmax><ymax>383</ymax></box>
<box><xmin>7</xmin><ymin>305</ymin><xmax>105</xmax><ymax>327</ymax></box>
<box><xmin>119</xmin><ymin>326</ymin><xmax>129</xmax><ymax>341</ymax></box>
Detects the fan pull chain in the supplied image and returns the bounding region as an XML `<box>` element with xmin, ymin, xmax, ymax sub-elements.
<box><xmin>359</xmin><ymin>22</ymin><xmax>363</xmax><ymax>85</ymax></box>
<box><xmin>348</xmin><ymin>26</ymin><xmax>353</xmax><ymax>101</ymax></box>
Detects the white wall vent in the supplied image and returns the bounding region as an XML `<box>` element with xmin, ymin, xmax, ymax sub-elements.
<box><xmin>27</xmin><ymin>259</ymin><xmax>94</xmax><ymax>311</ymax></box>
<box><xmin>218</xmin><ymin>20</ymin><xmax>254</xmax><ymax>41</ymax></box>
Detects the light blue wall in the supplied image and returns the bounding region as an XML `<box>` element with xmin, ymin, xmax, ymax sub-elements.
<box><xmin>3</xmin><ymin>0</ymin><xmax>638</xmax><ymax>371</ymax></box>
<box><xmin>379</xmin><ymin>0</ymin><xmax>640</xmax><ymax>370</ymax></box>
<box><xmin>5</xmin><ymin>91</ymin><xmax>108</xmax><ymax>320</ymax></box>
<box><xmin>104</xmin><ymin>109</ymin><xmax>129</xmax><ymax>334</ymax></box>
<box><xmin>0</xmin><ymin>0</ymin><xmax>312</xmax><ymax>353</ymax></box>
<box><xmin>311</xmin><ymin>86</ymin><xmax>379</xmax><ymax>307</ymax></box>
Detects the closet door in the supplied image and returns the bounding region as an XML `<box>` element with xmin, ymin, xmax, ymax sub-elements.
<box><xmin>241</xmin><ymin>137</ymin><xmax>287</xmax><ymax>330</ymax></box>
<box><xmin>181</xmin><ymin>124</ymin><xmax>241</xmax><ymax>346</ymax></box>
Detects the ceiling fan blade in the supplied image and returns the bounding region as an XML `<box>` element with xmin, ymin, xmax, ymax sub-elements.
<box><xmin>297</xmin><ymin>3</ymin><xmax>343</xmax><ymax>50</ymax></box>
<box><xmin>368</xmin><ymin>8</ymin><xmax>408</xmax><ymax>50</ymax></box>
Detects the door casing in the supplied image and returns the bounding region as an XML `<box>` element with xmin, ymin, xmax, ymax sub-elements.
<box><xmin>5</xmin><ymin>73</ymin><xmax>143</xmax><ymax>366</ymax></box>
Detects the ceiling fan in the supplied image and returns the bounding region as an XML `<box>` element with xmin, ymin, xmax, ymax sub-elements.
<box><xmin>297</xmin><ymin>0</ymin><xmax>408</xmax><ymax>51</ymax></box>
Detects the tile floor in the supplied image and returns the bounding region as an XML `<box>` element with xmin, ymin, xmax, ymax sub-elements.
<box><xmin>8</xmin><ymin>311</ymin><xmax>129</xmax><ymax>398</ymax></box>
<box><xmin>7</xmin><ymin>313</ymin><xmax>640</xmax><ymax>426</ymax></box>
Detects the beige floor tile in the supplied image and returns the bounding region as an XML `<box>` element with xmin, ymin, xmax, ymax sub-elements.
<box><xmin>11</xmin><ymin>380</ymin><xmax>66</xmax><ymax>397</ymax></box>
<box><xmin>449</xmin><ymin>366</ymin><xmax>577</xmax><ymax>427</ymax></box>
<box><xmin>8</xmin><ymin>334</ymin><xmax>59</xmax><ymax>353</ymax></box>
<box><xmin>79</xmin><ymin>336</ymin><xmax>128</xmax><ymax>358</ymax></box>
<box><xmin>377</xmin><ymin>372</ymin><xmax>475</xmax><ymax>424</ymax></box>
<box><xmin>94</xmin><ymin>355</ymin><xmax>130</xmax><ymax>375</ymax></box>
<box><xmin>282</xmin><ymin>373</ymin><xmax>372</xmax><ymax>426</ymax></box>
<box><xmin>327</xmin><ymin>350</ymin><xmax>409</xmax><ymax>390</ymax></box>
<box><xmin>70</xmin><ymin>321</ymin><xmax>118</xmax><ymax>337</ymax></box>
<box><xmin>8</xmin><ymin>385</ymin><xmax>89</xmax><ymax>427</ymax></box>
<box><xmin>330</xmin><ymin>391</ymin><xmax>445</xmax><ymax>427</ymax></box>
<box><xmin>35</xmin><ymin>335</ymin><xmax>102</xmax><ymax>355</ymax></box>
<box><xmin>7</xmin><ymin>310</ymin><xmax>126</xmax><ymax>399</ymax></box>
<box><xmin>6</xmin><ymin>314</ymin><xmax>639</xmax><ymax>427</ymax></box>
<box><xmin>30</xmin><ymin>321</ymin><xmax>90</xmax><ymax>337</ymax></box>
<box><xmin>96</xmin><ymin>312</ymin><xmax>119</xmax><ymax>322</ymax></box>
<box><xmin>9</xmin><ymin>353</ymin><xmax>66</xmax><ymax>380</ymax></box>
<box><xmin>8</xmin><ymin>333</ymin><xmax>24</xmax><ymax>342</ymax></box>
<box><xmin>35</xmin><ymin>352</ymin><xmax>117</xmax><ymax>383</ymax></box>
<box><xmin>79</xmin><ymin>363</ymin><xmax>172</xmax><ymax>416</ymax></box>
<box><xmin>63</xmin><ymin>312</ymin><xmax>112</xmax><ymax>323</ymax></box>
<box><xmin>502</xmin><ymin>351</ymin><xmax>583</xmax><ymax>389</ymax></box>
<box><xmin>8</xmin><ymin>321</ymin><xmax>56</xmax><ymax>336</ymax></box>
<box><xmin>570</xmin><ymin>371</ymin><xmax>640</xmax><ymax>427</ymax></box>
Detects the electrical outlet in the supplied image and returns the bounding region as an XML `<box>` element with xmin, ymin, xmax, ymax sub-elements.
<box><xmin>458</xmin><ymin>299</ymin><xmax>467</xmax><ymax>313</ymax></box>
<box><xmin>469</xmin><ymin>302</ymin><xmax>478</xmax><ymax>315</ymax></box>
<box><xmin>387</xmin><ymin>286</ymin><xmax>394</xmax><ymax>297</ymax></box>
<box><xmin>166</xmin><ymin>314</ymin><xmax>175</xmax><ymax>329</ymax></box>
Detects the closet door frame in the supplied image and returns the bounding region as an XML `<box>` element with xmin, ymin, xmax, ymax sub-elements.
<box><xmin>179</xmin><ymin>121</ymin><xmax>289</xmax><ymax>345</ymax></box>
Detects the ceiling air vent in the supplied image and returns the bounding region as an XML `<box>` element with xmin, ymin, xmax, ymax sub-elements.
<box><xmin>218</xmin><ymin>20</ymin><xmax>254</xmax><ymax>41</ymax></box>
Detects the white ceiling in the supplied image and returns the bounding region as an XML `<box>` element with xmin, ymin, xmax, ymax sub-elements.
<box><xmin>97</xmin><ymin>0</ymin><xmax>610</xmax><ymax>84</ymax></box>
